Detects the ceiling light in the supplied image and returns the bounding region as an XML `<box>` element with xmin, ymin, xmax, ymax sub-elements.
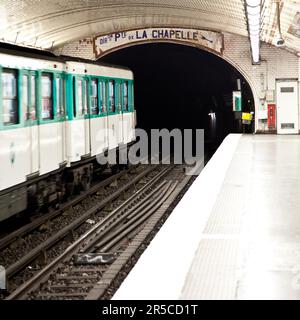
<box><xmin>245</xmin><ymin>0</ymin><xmax>261</xmax><ymax>63</ymax></box>
<box><xmin>246</xmin><ymin>0</ymin><xmax>261</xmax><ymax>6</ymax></box>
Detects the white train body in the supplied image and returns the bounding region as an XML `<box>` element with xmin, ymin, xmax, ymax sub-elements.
<box><xmin>0</xmin><ymin>51</ymin><xmax>135</xmax><ymax>221</ymax></box>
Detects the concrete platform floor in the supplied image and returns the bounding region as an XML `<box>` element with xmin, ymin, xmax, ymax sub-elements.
<box><xmin>114</xmin><ymin>134</ymin><xmax>300</xmax><ymax>300</ymax></box>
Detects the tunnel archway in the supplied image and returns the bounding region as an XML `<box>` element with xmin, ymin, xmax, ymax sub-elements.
<box><xmin>99</xmin><ymin>42</ymin><xmax>255</xmax><ymax>151</ymax></box>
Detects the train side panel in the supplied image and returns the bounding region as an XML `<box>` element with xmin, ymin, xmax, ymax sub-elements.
<box><xmin>122</xmin><ymin>112</ymin><xmax>135</xmax><ymax>144</ymax></box>
<box><xmin>66</xmin><ymin>119</ymin><xmax>87</xmax><ymax>163</ymax></box>
<box><xmin>39</xmin><ymin>122</ymin><xmax>65</xmax><ymax>175</ymax></box>
<box><xmin>90</xmin><ymin>116</ymin><xmax>109</xmax><ymax>156</ymax></box>
<box><xmin>0</xmin><ymin>127</ymin><xmax>30</xmax><ymax>221</ymax></box>
<box><xmin>30</xmin><ymin>124</ymin><xmax>39</xmax><ymax>173</ymax></box>
<box><xmin>107</xmin><ymin>114</ymin><xmax>119</xmax><ymax>150</ymax></box>
<box><xmin>0</xmin><ymin>127</ymin><xmax>31</xmax><ymax>190</ymax></box>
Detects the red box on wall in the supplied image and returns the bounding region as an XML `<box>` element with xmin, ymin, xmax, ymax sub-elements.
<box><xmin>268</xmin><ymin>104</ymin><xmax>276</xmax><ymax>129</ymax></box>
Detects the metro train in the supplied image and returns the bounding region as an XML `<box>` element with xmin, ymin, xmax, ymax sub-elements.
<box><xmin>0</xmin><ymin>50</ymin><xmax>136</xmax><ymax>222</ymax></box>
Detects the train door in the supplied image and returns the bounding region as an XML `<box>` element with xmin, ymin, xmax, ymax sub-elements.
<box><xmin>122</xmin><ymin>80</ymin><xmax>130</xmax><ymax>144</ymax></box>
<box><xmin>89</xmin><ymin>78</ymin><xmax>107</xmax><ymax>156</ymax></box>
<box><xmin>123</xmin><ymin>80</ymin><xmax>136</xmax><ymax>144</ymax></box>
<box><xmin>54</xmin><ymin>74</ymin><xmax>65</xmax><ymax>163</ymax></box>
<box><xmin>107</xmin><ymin>80</ymin><xmax>118</xmax><ymax>149</ymax></box>
<box><xmin>276</xmin><ymin>79</ymin><xmax>299</xmax><ymax>134</ymax></box>
<box><xmin>85</xmin><ymin>79</ymin><xmax>91</xmax><ymax>155</ymax></box>
<box><xmin>22</xmin><ymin>71</ymin><xmax>39</xmax><ymax>174</ymax></box>
<box><xmin>100</xmin><ymin>79</ymin><xmax>109</xmax><ymax>151</ymax></box>
<box><xmin>65</xmin><ymin>76</ymin><xmax>90</xmax><ymax>163</ymax></box>
<box><xmin>38</xmin><ymin>72</ymin><xmax>65</xmax><ymax>175</ymax></box>
<box><xmin>74</xmin><ymin>76</ymin><xmax>90</xmax><ymax>158</ymax></box>
<box><xmin>128</xmin><ymin>81</ymin><xmax>136</xmax><ymax>142</ymax></box>
<box><xmin>81</xmin><ymin>78</ymin><xmax>91</xmax><ymax>155</ymax></box>
<box><xmin>116</xmin><ymin>80</ymin><xmax>124</xmax><ymax>145</ymax></box>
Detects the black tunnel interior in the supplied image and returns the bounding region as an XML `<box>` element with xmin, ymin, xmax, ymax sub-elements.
<box><xmin>100</xmin><ymin>43</ymin><xmax>255</xmax><ymax>153</ymax></box>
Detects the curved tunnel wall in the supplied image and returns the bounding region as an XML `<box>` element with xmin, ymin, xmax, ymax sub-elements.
<box><xmin>58</xmin><ymin>32</ymin><xmax>300</xmax><ymax>133</ymax></box>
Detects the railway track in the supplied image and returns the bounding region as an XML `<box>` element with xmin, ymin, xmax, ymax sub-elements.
<box><xmin>0</xmin><ymin>164</ymin><xmax>163</xmax><ymax>296</ymax></box>
<box><xmin>0</xmin><ymin>168</ymin><xmax>130</xmax><ymax>251</ymax></box>
<box><xmin>4</xmin><ymin>165</ymin><xmax>194</xmax><ymax>300</ymax></box>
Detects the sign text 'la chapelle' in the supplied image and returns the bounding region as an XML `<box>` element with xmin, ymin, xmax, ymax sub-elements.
<box><xmin>94</xmin><ymin>28</ymin><xmax>224</xmax><ymax>58</ymax></box>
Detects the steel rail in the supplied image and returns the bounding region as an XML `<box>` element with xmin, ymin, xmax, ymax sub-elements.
<box><xmin>98</xmin><ymin>181</ymin><xmax>178</xmax><ymax>253</ymax></box>
<box><xmin>5</xmin><ymin>165</ymin><xmax>158</xmax><ymax>282</ymax></box>
<box><xmin>80</xmin><ymin>168</ymin><xmax>174</xmax><ymax>253</ymax></box>
<box><xmin>5</xmin><ymin>165</ymin><xmax>171</xmax><ymax>300</ymax></box>
<box><xmin>0</xmin><ymin>169</ymin><xmax>128</xmax><ymax>251</ymax></box>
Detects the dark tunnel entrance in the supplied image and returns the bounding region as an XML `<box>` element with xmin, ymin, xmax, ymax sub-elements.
<box><xmin>99</xmin><ymin>43</ymin><xmax>255</xmax><ymax>155</ymax></box>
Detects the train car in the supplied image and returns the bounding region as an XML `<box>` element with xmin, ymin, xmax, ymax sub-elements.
<box><xmin>0</xmin><ymin>51</ymin><xmax>135</xmax><ymax>222</ymax></box>
<box><xmin>65</xmin><ymin>61</ymin><xmax>135</xmax><ymax>163</ymax></box>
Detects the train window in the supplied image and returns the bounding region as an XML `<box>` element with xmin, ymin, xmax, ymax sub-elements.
<box><xmin>131</xmin><ymin>83</ymin><xmax>134</xmax><ymax>110</ymax></box>
<box><xmin>22</xmin><ymin>75</ymin><xmax>29</xmax><ymax>120</ymax></box>
<box><xmin>123</xmin><ymin>82</ymin><xmax>128</xmax><ymax>111</ymax></box>
<box><xmin>117</xmin><ymin>83</ymin><xmax>122</xmax><ymax>112</ymax></box>
<box><xmin>109</xmin><ymin>80</ymin><xmax>115</xmax><ymax>113</ymax></box>
<box><xmin>77</xmin><ymin>79</ymin><xmax>88</xmax><ymax>116</ymax></box>
<box><xmin>2</xmin><ymin>69</ymin><xmax>19</xmax><ymax>125</ymax></box>
<box><xmin>100</xmin><ymin>81</ymin><xmax>107</xmax><ymax>113</ymax></box>
<box><xmin>73</xmin><ymin>77</ymin><xmax>76</xmax><ymax>117</ymax></box>
<box><xmin>23</xmin><ymin>74</ymin><xmax>37</xmax><ymax>121</ymax></box>
<box><xmin>56</xmin><ymin>77</ymin><xmax>64</xmax><ymax>117</ymax></box>
<box><xmin>41</xmin><ymin>73</ymin><xmax>53</xmax><ymax>120</ymax></box>
<box><xmin>77</xmin><ymin>79</ymin><xmax>83</xmax><ymax>116</ymax></box>
<box><xmin>91</xmin><ymin>79</ymin><xmax>99</xmax><ymax>115</ymax></box>
<box><xmin>82</xmin><ymin>80</ymin><xmax>88</xmax><ymax>115</ymax></box>
<box><xmin>30</xmin><ymin>75</ymin><xmax>37</xmax><ymax>120</ymax></box>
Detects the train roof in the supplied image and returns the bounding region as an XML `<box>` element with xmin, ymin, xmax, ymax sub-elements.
<box><xmin>66</xmin><ymin>61</ymin><xmax>133</xmax><ymax>79</ymax></box>
<box><xmin>0</xmin><ymin>42</ymin><xmax>132</xmax><ymax>72</ymax></box>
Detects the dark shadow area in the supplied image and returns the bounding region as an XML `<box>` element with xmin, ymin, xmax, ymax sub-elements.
<box><xmin>100</xmin><ymin>43</ymin><xmax>254</xmax><ymax>153</ymax></box>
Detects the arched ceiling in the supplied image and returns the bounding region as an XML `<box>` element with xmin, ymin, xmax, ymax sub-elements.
<box><xmin>0</xmin><ymin>0</ymin><xmax>299</xmax><ymax>56</ymax></box>
<box><xmin>0</xmin><ymin>0</ymin><xmax>248</xmax><ymax>49</ymax></box>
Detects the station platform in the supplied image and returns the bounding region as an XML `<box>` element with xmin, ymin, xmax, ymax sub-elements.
<box><xmin>113</xmin><ymin>134</ymin><xmax>300</xmax><ymax>300</ymax></box>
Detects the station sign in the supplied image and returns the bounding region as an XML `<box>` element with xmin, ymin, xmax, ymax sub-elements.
<box><xmin>242</xmin><ymin>112</ymin><xmax>253</xmax><ymax>124</ymax></box>
<box><xmin>94</xmin><ymin>28</ymin><xmax>223</xmax><ymax>58</ymax></box>
<box><xmin>233</xmin><ymin>91</ymin><xmax>242</xmax><ymax>112</ymax></box>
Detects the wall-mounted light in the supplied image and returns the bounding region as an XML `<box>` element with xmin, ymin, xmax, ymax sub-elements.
<box><xmin>245</xmin><ymin>0</ymin><xmax>261</xmax><ymax>64</ymax></box>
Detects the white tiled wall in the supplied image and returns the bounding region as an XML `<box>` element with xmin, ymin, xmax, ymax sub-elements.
<box><xmin>223</xmin><ymin>33</ymin><xmax>299</xmax><ymax>132</ymax></box>
<box><xmin>54</xmin><ymin>38</ymin><xmax>95</xmax><ymax>60</ymax></box>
